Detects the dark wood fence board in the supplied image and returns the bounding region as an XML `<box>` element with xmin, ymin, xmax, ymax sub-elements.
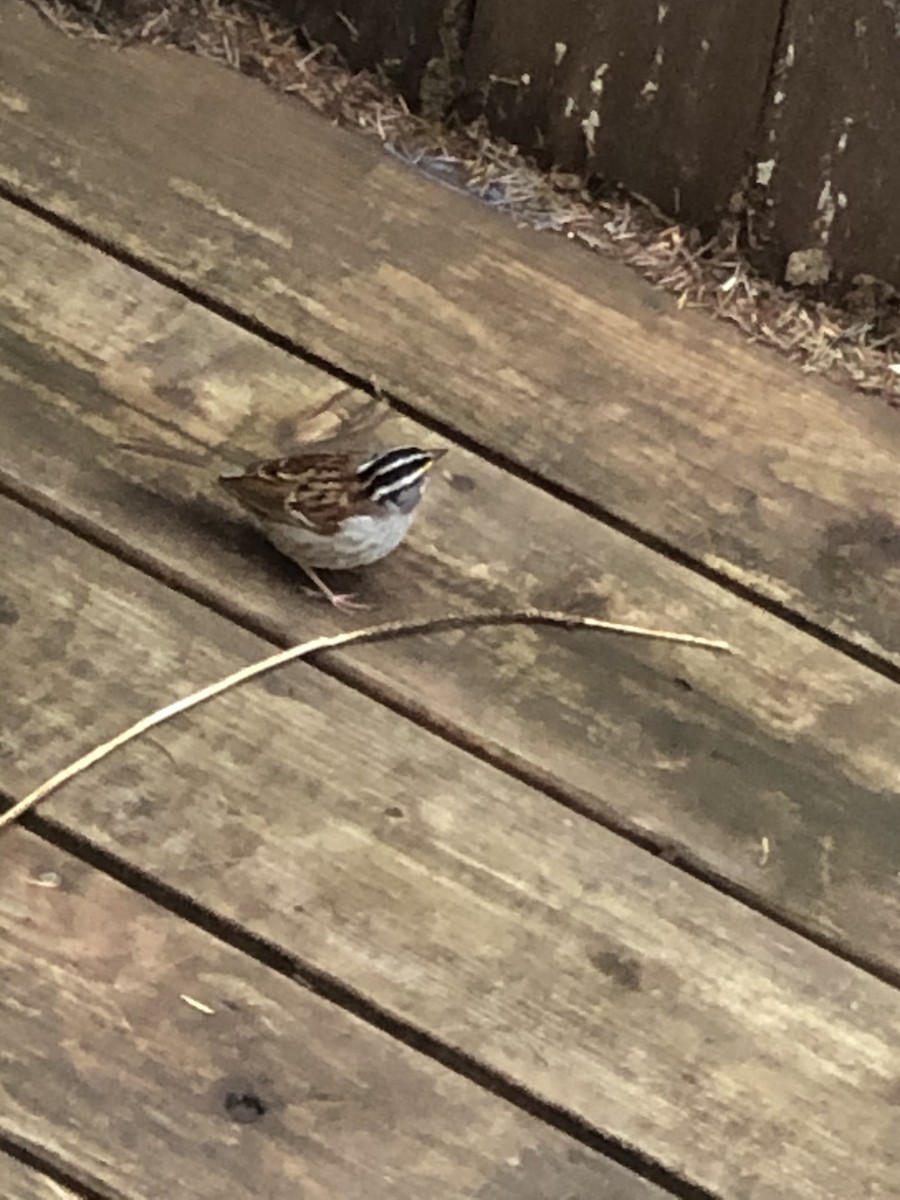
<box><xmin>755</xmin><ymin>0</ymin><xmax>900</xmax><ymax>287</ymax></box>
<box><xmin>464</xmin><ymin>0</ymin><xmax>783</xmax><ymax>222</ymax></box>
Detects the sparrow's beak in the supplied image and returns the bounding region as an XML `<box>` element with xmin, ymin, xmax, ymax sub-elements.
<box><xmin>423</xmin><ymin>448</ymin><xmax>449</xmax><ymax>470</ymax></box>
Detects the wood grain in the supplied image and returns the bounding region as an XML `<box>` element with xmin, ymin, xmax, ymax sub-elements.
<box><xmin>2</xmin><ymin>830</ymin><xmax>657</xmax><ymax>1200</ymax></box>
<box><xmin>3</xmin><ymin>497</ymin><xmax>900</xmax><ymax>1199</ymax></box>
<box><xmin>2</xmin><ymin>199</ymin><xmax>900</xmax><ymax>975</ymax></box>
<box><xmin>465</xmin><ymin>0</ymin><xmax>782</xmax><ymax>223</ymax></box>
<box><xmin>1</xmin><ymin>4</ymin><xmax>897</xmax><ymax>667</ymax></box>
<box><xmin>0</xmin><ymin>1152</ymin><xmax>81</xmax><ymax>1200</ymax></box>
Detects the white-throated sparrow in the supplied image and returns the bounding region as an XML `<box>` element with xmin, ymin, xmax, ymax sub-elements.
<box><xmin>220</xmin><ymin>445</ymin><xmax>446</xmax><ymax>608</ymax></box>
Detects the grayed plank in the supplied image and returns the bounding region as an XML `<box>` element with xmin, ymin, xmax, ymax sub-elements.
<box><xmin>465</xmin><ymin>0</ymin><xmax>782</xmax><ymax>223</ymax></box>
<box><xmin>1</xmin><ymin>3</ymin><xmax>898</xmax><ymax>668</ymax></box>
<box><xmin>2</xmin><ymin>199</ymin><xmax>900</xmax><ymax>976</ymax></box>
<box><xmin>0</xmin><ymin>1152</ymin><xmax>81</xmax><ymax>1200</ymax></box>
<box><xmin>3</xmin><ymin>497</ymin><xmax>900</xmax><ymax>1199</ymax></box>
<box><xmin>2</xmin><ymin>829</ymin><xmax>656</xmax><ymax>1200</ymax></box>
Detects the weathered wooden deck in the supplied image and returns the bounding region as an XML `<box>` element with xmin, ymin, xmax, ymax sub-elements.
<box><xmin>1</xmin><ymin>5</ymin><xmax>899</xmax><ymax>1198</ymax></box>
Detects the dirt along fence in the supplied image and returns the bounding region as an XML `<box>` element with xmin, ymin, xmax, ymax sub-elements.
<box><xmin>274</xmin><ymin>0</ymin><xmax>900</xmax><ymax>296</ymax></box>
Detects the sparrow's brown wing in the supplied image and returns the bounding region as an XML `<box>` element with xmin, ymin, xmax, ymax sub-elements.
<box><xmin>219</xmin><ymin>452</ymin><xmax>367</xmax><ymax>535</ymax></box>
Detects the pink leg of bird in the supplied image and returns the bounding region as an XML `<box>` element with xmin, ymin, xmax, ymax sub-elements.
<box><xmin>302</xmin><ymin>565</ymin><xmax>370</xmax><ymax>612</ymax></box>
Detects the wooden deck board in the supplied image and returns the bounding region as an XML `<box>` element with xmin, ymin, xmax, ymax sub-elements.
<box><xmin>3</xmin><ymin>8</ymin><xmax>900</xmax><ymax>1196</ymax></box>
<box><xmin>1</xmin><ymin>3</ymin><xmax>898</xmax><ymax>667</ymax></box>
<box><xmin>2</xmin><ymin>831</ymin><xmax>656</xmax><ymax>1200</ymax></box>
<box><xmin>3</xmin><ymin>496</ymin><xmax>900</xmax><ymax>1198</ymax></box>
<box><xmin>2</xmin><ymin>199</ymin><xmax>900</xmax><ymax>974</ymax></box>
<box><xmin>0</xmin><ymin>1152</ymin><xmax>80</xmax><ymax>1200</ymax></box>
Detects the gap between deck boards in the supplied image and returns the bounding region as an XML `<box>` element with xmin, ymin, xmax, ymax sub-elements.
<box><xmin>3</xmin><ymin>480</ymin><xmax>897</xmax><ymax>1200</ymax></box>
<box><xmin>1</xmin><ymin>192</ymin><xmax>900</xmax><ymax>984</ymax></box>
<box><xmin>0</xmin><ymin>181</ymin><xmax>898</xmax><ymax>690</ymax></box>
<box><xmin>2</xmin><ymin>18</ymin><xmax>899</xmax><ymax>1198</ymax></box>
<box><xmin>2</xmin><ymin>828</ymin><xmax>677</xmax><ymax>1200</ymax></box>
<box><xmin>0</xmin><ymin>1136</ymin><xmax>104</xmax><ymax>1200</ymax></box>
<box><xmin>3</xmin><ymin>328</ymin><xmax>899</xmax><ymax>1195</ymax></box>
<box><xmin>2</xmin><ymin>475</ymin><xmax>899</xmax><ymax>995</ymax></box>
<box><xmin>13</xmin><ymin>812</ymin><xmax>712</xmax><ymax>1200</ymax></box>
<box><xmin>2</xmin><ymin>1</ymin><xmax>899</xmax><ymax>679</ymax></box>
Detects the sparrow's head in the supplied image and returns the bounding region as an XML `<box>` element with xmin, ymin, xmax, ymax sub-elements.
<box><xmin>356</xmin><ymin>447</ymin><xmax>447</xmax><ymax>514</ymax></box>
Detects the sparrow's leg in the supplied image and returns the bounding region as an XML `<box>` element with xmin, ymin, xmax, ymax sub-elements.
<box><xmin>302</xmin><ymin>565</ymin><xmax>370</xmax><ymax>612</ymax></box>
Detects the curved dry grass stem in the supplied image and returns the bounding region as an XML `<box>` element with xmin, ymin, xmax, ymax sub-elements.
<box><xmin>1</xmin><ymin>608</ymin><xmax>731</xmax><ymax>834</ymax></box>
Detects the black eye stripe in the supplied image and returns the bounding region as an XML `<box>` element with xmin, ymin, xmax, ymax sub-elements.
<box><xmin>364</xmin><ymin>461</ymin><xmax>430</xmax><ymax>499</ymax></box>
<box><xmin>356</xmin><ymin>448</ymin><xmax>428</xmax><ymax>483</ymax></box>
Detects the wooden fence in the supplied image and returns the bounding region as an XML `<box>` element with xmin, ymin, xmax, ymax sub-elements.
<box><xmin>276</xmin><ymin>0</ymin><xmax>900</xmax><ymax>291</ymax></box>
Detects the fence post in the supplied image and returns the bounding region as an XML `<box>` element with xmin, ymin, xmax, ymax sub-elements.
<box><xmin>463</xmin><ymin>0</ymin><xmax>784</xmax><ymax>226</ymax></box>
<box><xmin>752</xmin><ymin>0</ymin><xmax>900</xmax><ymax>289</ymax></box>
